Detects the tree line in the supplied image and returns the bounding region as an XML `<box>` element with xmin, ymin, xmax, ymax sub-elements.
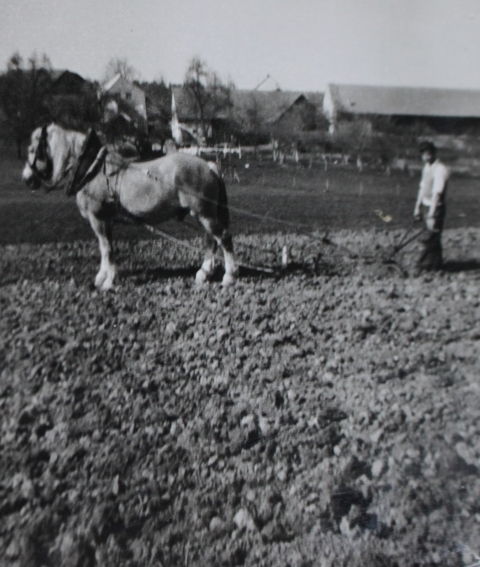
<box><xmin>0</xmin><ymin>52</ymin><xmax>430</xmax><ymax>163</ymax></box>
<box><xmin>0</xmin><ymin>52</ymin><xmax>100</xmax><ymax>158</ymax></box>
<box><xmin>0</xmin><ymin>52</ymin><xmax>327</xmax><ymax>158</ymax></box>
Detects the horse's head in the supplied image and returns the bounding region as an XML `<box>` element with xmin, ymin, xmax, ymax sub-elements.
<box><xmin>22</xmin><ymin>124</ymin><xmax>85</xmax><ymax>190</ymax></box>
<box><xmin>22</xmin><ymin>125</ymin><xmax>52</xmax><ymax>189</ymax></box>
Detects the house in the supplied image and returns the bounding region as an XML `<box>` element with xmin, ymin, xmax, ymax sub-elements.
<box><xmin>324</xmin><ymin>83</ymin><xmax>480</xmax><ymax>135</ymax></box>
<box><xmin>102</xmin><ymin>74</ymin><xmax>148</xmax><ymax>133</ymax></box>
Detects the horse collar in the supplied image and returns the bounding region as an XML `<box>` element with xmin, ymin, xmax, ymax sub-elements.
<box><xmin>65</xmin><ymin>129</ymin><xmax>106</xmax><ymax>196</ymax></box>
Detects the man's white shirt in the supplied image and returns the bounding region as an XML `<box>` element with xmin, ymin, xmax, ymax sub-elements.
<box><xmin>419</xmin><ymin>159</ymin><xmax>449</xmax><ymax>207</ymax></box>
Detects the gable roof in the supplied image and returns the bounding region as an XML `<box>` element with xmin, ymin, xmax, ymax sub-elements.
<box><xmin>51</xmin><ymin>69</ymin><xmax>85</xmax><ymax>83</ymax></box>
<box><xmin>103</xmin><ymin>73</ymin><xmax>123</xmax><ymax>92</ymax></box>
<box><xmin>326</xmin><ymin>83</ymin><xmax>480</xmax><ymax>118</ymax></box>
<box><xmin>232</xmin><ymin>90</ymin><xmax>324</xmax><ymax>125</ymax></box>
<box><xmin>102</xmin><ymin>73</ymin><xmax>145</xmax><ymax>95</ymax></box>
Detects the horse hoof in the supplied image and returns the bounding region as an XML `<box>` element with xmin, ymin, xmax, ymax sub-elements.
<box><xmin>221</xmin><ymin>273</ymin><xmax>236</xmax><ymax>287</ymax></box>
<box><xmin>95</xmin><ymin>273</ymin><xmax>107</xmax><ymax>288</ymax></box>
<box><xmin>196</xmin><ymin>269</ymin><xmax>208</xmax><ymax>285</ymax></box>
<box><xmin>100</xmin><ymin>282</ymin><xmax>114</xmax><ymax>292</ymax></box>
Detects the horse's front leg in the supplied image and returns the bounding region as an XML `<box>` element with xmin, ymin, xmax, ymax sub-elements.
<box><xmin>195</xmin><ymin>233</ymin><xmax>217</xmax><ymax>285</ymax></box>
<box><xmin>88</xmin><ymin>212</ymin><xmax>116</xmax><ymax>291</ymax></box>
<box><xmin>198</xmin><ymin>217</ymin><xmax>238</xmax><ymax>287</ymax></box>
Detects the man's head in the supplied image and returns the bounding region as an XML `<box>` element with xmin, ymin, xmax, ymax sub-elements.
<box><xmin>419</xmin><ymin>141</ymin><xmax>436</xmax><ymax>164</ymax></box>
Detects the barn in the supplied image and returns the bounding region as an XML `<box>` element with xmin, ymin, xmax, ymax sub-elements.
<box><xmin>49</xmin><ymin>70</ymin><xmax>86</xmax><ymax>95</ymax></box>
<box><xmin>232</xmin><ymin>90</ymin><xmax>324</xmax><ymax>133</ymax></box>
<box><xmin>324</xmin><ymin>83</ymin><xmax>480</xmax><ymax>135</ymax></box>
<box><xmin>46</xmin><ymin>70</ymin><xmax>99</xmax><ymax>129</ymax></box>
<box><xmin>170</xmin><ymin>85</ymin><xmax>324</xmax><ymax>145</ymax></box>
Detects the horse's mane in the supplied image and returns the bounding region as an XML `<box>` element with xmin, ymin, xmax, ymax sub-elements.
<box><xmin>103</xmin><ymin>149</ymin><xmax>132</xmax><ymax>176</ymax></box>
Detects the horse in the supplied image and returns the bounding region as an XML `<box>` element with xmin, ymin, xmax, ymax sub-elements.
<box><xmin>22</xmin><ymin>124</ymin><xmax>238</xmax><ymax>290</ymax></box>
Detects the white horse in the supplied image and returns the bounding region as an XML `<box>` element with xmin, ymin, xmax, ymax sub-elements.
<box><xmin>22</xmin><ymin>124</ymin><xmax>238</xmax><ymax>290</ymax></box>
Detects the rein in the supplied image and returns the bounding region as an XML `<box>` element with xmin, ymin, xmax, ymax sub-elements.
<box><xmin>30</xmin><ymin>125</ymin><xmax>75</xmax><ymax>190</ymax></box>
<box><xmin>30</xmin><ymin>125</ymin><xmax>53</xmax><ymax>184</ymax></box>
<box><xmin>63</xmin><ymin>138</ymin><xmax>413</xmax><ymax>275</ymax></box>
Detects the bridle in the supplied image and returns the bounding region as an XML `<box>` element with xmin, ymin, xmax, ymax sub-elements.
<box><xmin>29</xmin><ymin>124</ymin><xmax>53</xmax><ymax>183</ymax></box>
<box><xmin>28</xmin><ymin>124</ymin><xmax>76</xmax><ymax>189</ymax></box>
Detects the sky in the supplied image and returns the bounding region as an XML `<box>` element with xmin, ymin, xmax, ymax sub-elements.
<box><xmin>1</xmin><ymin>0</ymin><xmax>480</xmax><ymax>91</ymax></box>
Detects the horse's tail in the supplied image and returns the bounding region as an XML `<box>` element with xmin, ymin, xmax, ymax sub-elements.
<box><xmin>208</xmin><ymin>162</ymin><xmax>230</xmax><ymax>229</ymax></box>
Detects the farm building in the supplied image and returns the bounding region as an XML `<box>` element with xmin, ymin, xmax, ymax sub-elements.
<box><xmin>49</xmin><ymin>70</ymin><xmax>86</xmax><ymax>95</ymax></box>
<box><xmin>45</xmin><ymin>70</ymin><xmax>99</xmax><ymax>129</ymax></box>
<box><xmin>324</xmin><ymin>83</ymin><xmax>480</xmax><ymax>135</ymax></box>
<box><xmin>170</xmin><ymin>84</ymin><xmax>324</xmax><ymax>145</ymax></box>
<box><xmin>102</xmin><ymin>74</ymin><xmax>148</xmax><ymax>134</ymax></box>
<box><xmin>231</xmin><ymin>90</ymin><xmax>324</xmax><ymax>140</ymax></box>
<box><xmin>170</xmin><ymin>84</ymin><xmax>232</xmax><ymax>145</ymax></box>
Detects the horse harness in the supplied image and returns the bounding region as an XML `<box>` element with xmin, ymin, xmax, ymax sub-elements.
<box><xmin>66</xmin><ymin>129</ymin><xmax>127</xmax><ymax>206</ymax></box>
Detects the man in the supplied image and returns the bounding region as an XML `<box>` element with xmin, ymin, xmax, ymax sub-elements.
<box><xmin>413</xmin><ymin>141</ymin><xmax>449</xmax><ymax>271</ymax></box>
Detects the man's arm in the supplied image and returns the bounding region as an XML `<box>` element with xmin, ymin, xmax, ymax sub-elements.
<box><xmin>413</xmin><ymin>168</ymin><xmax>425</xmax><ymax>219</ymax></box>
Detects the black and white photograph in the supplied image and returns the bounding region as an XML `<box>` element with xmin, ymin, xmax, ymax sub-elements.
<box><xmin>1</xmin><ymin>1</ymin><xmax>480</xmax><ymax>565</ymax></box>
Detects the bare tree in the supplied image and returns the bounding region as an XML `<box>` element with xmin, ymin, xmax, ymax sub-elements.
<box><xmin>103</xmin><ymin>57</ymin><xmax>139</xmax><ymax>83</ymax></box>
<box><xmin>184</xmin><ymin>57</ymin><xmax>233</xmax><ymax>143</ymax></box>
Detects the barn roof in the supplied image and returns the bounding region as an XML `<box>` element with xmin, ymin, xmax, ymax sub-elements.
<box><xmin>232</xmin><ymin>90</ymin><xmax>323</xmax><ymax>123</ymax></box>
<box><xmin>326</xmin><ymin>83</ymin><xmax>480</xmax><ymax>118</ymax></box>
<box><xmin>50</xmin><ymin>69</ymin><xmax>85</xmax><ymax>83</ymax></box>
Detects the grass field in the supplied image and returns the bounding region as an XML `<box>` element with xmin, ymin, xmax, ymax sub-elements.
<box><xmin>1</xmin><ymin>146</ymin><xmax>479</xmax><ymax>245</ymax></box>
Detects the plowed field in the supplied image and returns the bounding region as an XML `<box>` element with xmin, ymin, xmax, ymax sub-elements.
<box><xmin>1</xmin><ymin>226</ymin><xmax>480</xmax><ymax>567</ymax></box>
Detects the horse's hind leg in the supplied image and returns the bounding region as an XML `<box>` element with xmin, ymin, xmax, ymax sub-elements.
<box><xmin>88</xmin><ymin>212</ymin><xmax>116</xmax><ymax>291</ymax></box>
<box><xmin>198</xmin><ymin>217</ymin><xmax>238</xmax><ymax>287</ymax></box>
<box><xmin>195</xmin><ymin>232</ymin><xmax>217</xmax><ymax>285</ymax></box>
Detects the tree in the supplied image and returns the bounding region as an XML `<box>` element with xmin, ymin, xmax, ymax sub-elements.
<box><xmin>0</xmin><ymin>52</ymin><xmax>53</xmax><ymax>158</ymax></box>
<box><xmin>242</xmin><ymin>94</ymin><xmax>269</xmax><ymax>145</ymax></box>
<box><xmin>103</xmin><ymin>57</ymin><xmax>139</xmax><ymax>83</ymax></box>
<box><xmin>331</xmin><ymin>117</ymin><xmax>373</xmax><ymax>158</ymax></box>
<box><xmin>183</xmin><ymin>57</ymin><xmax>234</xmax><ymax>143</ymax></box>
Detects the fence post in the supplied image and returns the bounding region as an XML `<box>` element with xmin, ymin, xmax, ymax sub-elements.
<box><xmin>281</xmin><ymin>245</ymin><xmax>290</xmax><ymax>269</ymax></box>
<box><xmin>356</xmin><ymin>155</ymin><xmax>363</xmax><ymax>172</ymax></box>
